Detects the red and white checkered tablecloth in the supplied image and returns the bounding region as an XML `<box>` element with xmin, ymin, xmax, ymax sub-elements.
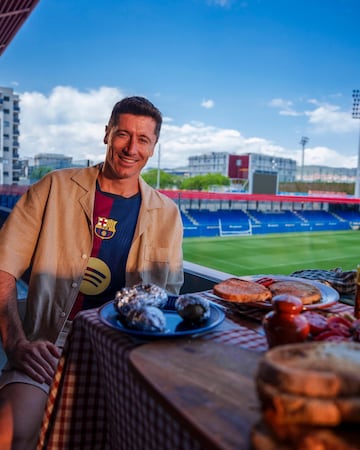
<box><xmin>37</xmin><ymin>295</ymin><xmax>354</xmax><ymax>450</ymax></box>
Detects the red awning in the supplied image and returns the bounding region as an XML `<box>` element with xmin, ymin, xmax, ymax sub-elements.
<box><xmin>0</xmin><ymin>0</ymin><xmax>40</xmax><ymax>56</ymax></box>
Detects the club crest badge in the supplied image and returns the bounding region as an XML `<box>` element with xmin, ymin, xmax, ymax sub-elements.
<box><xmin>95</xmin><ymin>217</ymin><xmax>118</xmax><ymax>239</ymax></box>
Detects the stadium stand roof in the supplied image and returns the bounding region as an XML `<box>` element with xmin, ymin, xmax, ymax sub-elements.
<box><xmin>0</xmin><ymin>0</ymin><xmax>40</xmax><ymax>56</ymax></box>
<box><xmin>160</xmin><ymin>190</ymin><xmax>360</xmax><ymax>205</ymax></box>
<box><xmin>1</xmin><ymin>185</ymin><xmax>360</xmax><ymax>205</ymax></box>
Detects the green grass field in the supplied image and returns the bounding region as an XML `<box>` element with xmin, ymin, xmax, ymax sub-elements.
<box><xmin>183</xmin><ymin>230</ymin><xmax>359</xmax><ymax>276</ymax></box>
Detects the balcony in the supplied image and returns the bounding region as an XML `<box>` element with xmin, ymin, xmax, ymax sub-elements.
<box><xmin>181</xmin><ymin>260</ymin><xmax>233</xmax><ymax>293</ymax></box>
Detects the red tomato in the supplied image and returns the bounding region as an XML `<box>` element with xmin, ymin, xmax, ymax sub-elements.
<box><xmin>256</xmin><ymin>277</ymin><xmax>275</xmax><ymax>287</ymax></box>
<box><xmin>314</xmin><ymin>330</ymin><xmax>350</xmax><ymax>342</ymax></box>
<box><xmin>327</xmin><ymin>317</ymin><xmax>352</xmax><ymax>337</ymax></box>
<box><xmin>327</xmin><ymin>316</ymin><xmax>353</xmax><ymax>328</ymax></box>
<box><xmin>302</xmin><ymin>311</ymin><xmax>328</xmax><ymax>336</ymax></box>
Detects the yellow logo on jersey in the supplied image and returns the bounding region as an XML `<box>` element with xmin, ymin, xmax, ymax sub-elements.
<box><xmin>79</xmin><ymin>257</ymin><xmax>111</xmax><ymax>295</ymax></box>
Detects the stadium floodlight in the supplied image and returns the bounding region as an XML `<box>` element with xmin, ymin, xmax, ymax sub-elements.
<box><xmin>299</xmin><ymin>136</ymin><xmax>309</xmax><ymax>181</ymax></box>
<box><xmin>156</xmin><ymin>143</ymin><xmax>161</xmax><ymax>189</ymax></box>
<box><xmin>353</xmin><ymin>90</ymin><xmax>360</xmax><ymax>197</ymax></box>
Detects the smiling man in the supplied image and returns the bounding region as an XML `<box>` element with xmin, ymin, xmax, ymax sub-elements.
<box><xmin>0</xmin><ymin>96</ymin><xmax>184</xmax><ymax>449</ymax></box>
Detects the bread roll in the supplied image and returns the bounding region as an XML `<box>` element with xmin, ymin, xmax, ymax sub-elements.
<box><xmin>257</xmin><ymin>342</ymin><xmax>360</xmax><ymax>398</ymax></box>
<box><xmin>257</xmin><ymin>379</ymin><xmax>360</xmax><ymax>426</ymax></box>
<box><xmin>268</xmin><ymin>280</ymin><xmax>322</xmax><ymax>305</ymax></box>
<box><xmin>213</xmin><ymin>278</ymin><xmax>272</xmax><ymax>303</ymax></box>
<box><xmin>251</xmin><ymin>419</ymin><xmax>360</xmax><ymax>450</ymax></box>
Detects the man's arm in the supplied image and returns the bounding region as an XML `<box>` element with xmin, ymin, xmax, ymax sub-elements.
<box><xmin>0</xmin><ymin>270</ymin><xmax>60</xmax><ymax>385</ymax></box>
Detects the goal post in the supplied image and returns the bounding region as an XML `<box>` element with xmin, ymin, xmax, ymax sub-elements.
<box><xmin>218</xmin><ymin>219</ymin><xmax>252</xmax><ymax>237</ymax></box>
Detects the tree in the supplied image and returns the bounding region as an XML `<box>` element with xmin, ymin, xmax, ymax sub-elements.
<box><xmin>180</xmin><ymin>173</ymin><xmax>230</xmax><ymax>191</ymax></box>
<box><xmin>29</xmin><ymin>166</ymin><xmax>53</xmax><ymax>182</ymax></box>
<box><xmin>142</xmin><ymin>169</ymin><xmax>178</xmax><ymax>189</ymax></box>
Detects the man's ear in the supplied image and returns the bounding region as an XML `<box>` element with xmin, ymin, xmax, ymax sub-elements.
<box><xmin>103</xmin><ymin>125</ymin><xmax>108</xmax><ymax>144</ymax></box>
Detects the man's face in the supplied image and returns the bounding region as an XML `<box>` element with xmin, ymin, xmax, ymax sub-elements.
<box><xmin>103</xmin><ymin>113</ymin><xmax>157</xmax><ymax>181</ymax></box>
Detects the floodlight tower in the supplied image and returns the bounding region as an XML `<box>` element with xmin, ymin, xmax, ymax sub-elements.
<box><xmin>299</xmin><ymin>136</ymin><xmax>309</xmax><ymax>181</ymax></box>
<box><xmin>156</xmin><ymin>143</ymin><xmax>161</xmax><ymax>189</ymax></box>
<box><xmin>352</xmin><ymin>90</ymin><xmax>360</xmax><ymax>197</ymax></box>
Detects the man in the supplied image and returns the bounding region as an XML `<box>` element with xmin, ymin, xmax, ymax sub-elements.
<box><xmin>0</xmin><ymin>96</ymin><xmax>184</xmax><ymax>449</ymax></box>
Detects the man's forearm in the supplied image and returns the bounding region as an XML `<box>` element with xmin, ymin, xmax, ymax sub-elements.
<box><xmin>0</xmin><ymin>270</ymin><xmax>26</xmax><ymax>352</ymax></box>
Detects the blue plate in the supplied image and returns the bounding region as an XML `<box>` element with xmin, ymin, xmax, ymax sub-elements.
<box><xmin>98</xmin><ymin>296</ymin><xmax>225</xmax><ymax>339</ymax></box>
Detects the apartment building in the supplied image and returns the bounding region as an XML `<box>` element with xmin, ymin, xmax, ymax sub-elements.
<box><xmin>0</xmin><ymin>87</ymin><xmax>20</xmax><ymax>185</ymax></box>
<box><xmin>188</xmin><ymin>152</ymin><xmax>297</xmax><ymax>183</ymax></box>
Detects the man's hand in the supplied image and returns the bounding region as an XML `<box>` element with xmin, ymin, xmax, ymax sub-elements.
<box><xmin>7</xmin><ymin>339</ymin><xmax>61</xmax><ymax>385</ymax></box>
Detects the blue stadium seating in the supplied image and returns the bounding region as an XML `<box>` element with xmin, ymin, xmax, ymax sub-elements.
<box><xmin>182</xmin><ymin>207</ymin><xmax>352</xmax><ymax>237</ymax></box>
<box><xmin>0</xmin><ymin>193</ymin><xmax>355</xmax><ymax>238</ymax></box>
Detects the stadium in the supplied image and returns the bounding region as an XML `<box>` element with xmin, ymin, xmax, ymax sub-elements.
<box><xmin>161</xmin><ymin>189</ymin><xmax>360</xmax><ymax>238</ymax></box>
<box><xmin>1</xmin><ymin>185</ymin><xmax>359</xmax><ymax>280</ymax></box>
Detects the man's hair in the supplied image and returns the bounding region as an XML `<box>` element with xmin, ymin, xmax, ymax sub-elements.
<box><xmin>108</xmin><ymin>96</ymin><xmax>162</xmax><ymax>139</ymax></box>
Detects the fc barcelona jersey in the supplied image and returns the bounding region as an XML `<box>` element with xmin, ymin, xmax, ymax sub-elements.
<box><xmin>69</xmin><ymin>184</ymin><xmax>141</xmax><ymax>319</ymax></box>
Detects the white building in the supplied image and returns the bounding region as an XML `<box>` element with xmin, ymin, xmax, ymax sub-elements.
<box><xmin>188</xmin><ymin>152</ymin><xmax>297</xmax><ymax>183</ymax></box>
<box><xmin>296</xmin><ymin>165</ymin><xmax>356</xmax><ymax>183</ymax></box>
<box><xmin>0</xmin><ymin>87</ymin><xmax>21</xmax><ymax>185</ymax></box>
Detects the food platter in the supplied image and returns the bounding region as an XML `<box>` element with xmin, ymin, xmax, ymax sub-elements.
<box><xmin>98</xmin><ymin>298</ymin><xmax>225</xmax><ymax>339</ymax></box>
<box><xmin>235</xmin><ymin>275</ymin><xmax>339</xmax><ymax>310</ymax></box>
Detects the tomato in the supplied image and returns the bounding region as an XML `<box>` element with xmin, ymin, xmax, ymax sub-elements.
<box><xmin>302</xmin><ymin>311</ymin><xmax>328</xmax><ymax>336</ymax></box>
<box><xmin>327</xmin><ymin>317</ymin><xmax>352</xmax><ymax>337</ymax></box>
<box><xmin>256</xmin><ymin>277</ymin><xmax>275</xmax><ymax>287</ymax></box>
<box><xmin>327</xmin><ymin>316</ymin><xmax>353</xmax><ymax>328</ymax></box>
<box><xmin>314</xmin><ymin>330</ymin><xmax>350</xmax><ymax>342</ymax></box>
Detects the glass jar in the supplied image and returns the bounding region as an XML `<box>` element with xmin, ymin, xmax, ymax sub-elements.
<box><xmin>263</xmin><ymin>294</ymin><xmax>310</xmax><ymax>348</ymax></box>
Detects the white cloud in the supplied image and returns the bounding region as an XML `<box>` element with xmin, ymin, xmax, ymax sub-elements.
<box><xmin>20</xmin><ymin>86</ymin><xmax>125</xmax><ymax>162</ymax></box>
<box><xmin>269</xmin><ymin>98</ymin><xmax>302</xmax><ymax>117</ymax></box>
<box><xmin>270</xmin><ymin>97</ymin><xmax>357</xmax><ymax>133</ymax></box>
<box><xmin>303</xmin><ymin>146</ymin><xmax>357</xmax><ymax>168</ymax></box>
<box><xmin>17</xmin><ymin>86</ymin><xmax>357</xmax><ymax>171</ymax></box>
<box><xmin>201</xmin><ymin>99</ymin><xmax>215</xmax><ymax>109</ymax></box>
<box><xmin>304</xmin><ymin>103</ymin><xmax>355</xmax><ymax>133</ymax></box>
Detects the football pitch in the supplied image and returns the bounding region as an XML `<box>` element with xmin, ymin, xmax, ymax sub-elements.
<box><xmin>183</xmin><ymin>230</ymin><xmax>360</xmax><ymax>276</ymax></box>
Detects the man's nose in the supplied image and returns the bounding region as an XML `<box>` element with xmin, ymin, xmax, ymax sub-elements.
<box><xmin>125</xmin><ymin>137</ymin><xmax>137</xmax><ymax>154</ymax></box>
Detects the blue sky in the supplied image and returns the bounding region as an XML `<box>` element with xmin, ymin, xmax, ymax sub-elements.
<box><xmin>1</xmin><ymin>0</ymin><xmax>360</xmax><ymax>170</ymax></box>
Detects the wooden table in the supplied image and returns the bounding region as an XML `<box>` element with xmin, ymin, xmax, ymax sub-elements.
<box><xmin>37</xmin><ymin>291</ymin><xmax>353</xmax><ymax>450</ymax></box>
<box><xmin>130</xmin><ymin>339</ymin><xmax>262</xmax><ymax>450</ymax></box>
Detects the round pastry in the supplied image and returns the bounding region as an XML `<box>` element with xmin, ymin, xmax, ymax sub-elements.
<box><xmin>213</xmin><ymin>278</ymin><xmax>272</xmax><ymax>303</ymax></box>
<box><xmin>256</xmin><ymin>341</ymin><xmax>360</xmax><ymax>398</ymax></box>
<box><xmin>175</xmin><ymin>294</ymin><xmax>210</xmax><ymax>323</ymax></box>
<box><xmin>268</xmin><ymin>280</ymin><xmax>321</xmax><ymax>305</ymax></box>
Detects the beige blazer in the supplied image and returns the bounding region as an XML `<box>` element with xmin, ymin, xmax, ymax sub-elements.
<box><xmin>0</xmin><ymin>165</ymin><xmax>183</xmax><ymax>343</ymax></box>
